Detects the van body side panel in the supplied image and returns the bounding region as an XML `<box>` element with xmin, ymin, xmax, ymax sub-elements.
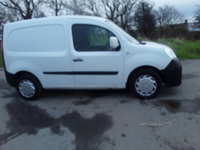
<box><xmin>68</xmin><ymin>19</ymin><xmax>125</xmax><ymax>87</ymax></box>
<box><xmin>4</xmin><ymin>19</ymin><xmax>75</xmax><ymax>88</ymax></box>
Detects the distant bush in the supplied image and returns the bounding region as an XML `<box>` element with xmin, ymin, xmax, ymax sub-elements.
<box><xmin>130</xmin><ymin>24</ymin><xmax>200</xmax><ymax>40</ymax></box>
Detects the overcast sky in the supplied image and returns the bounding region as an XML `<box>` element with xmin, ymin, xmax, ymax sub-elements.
<box><xmin>152</xmin><ymin>0</ymin><xmax>199</xmax><ymax>22</ymax></box>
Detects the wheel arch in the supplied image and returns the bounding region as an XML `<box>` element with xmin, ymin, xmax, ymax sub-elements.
<box><xmin>14</xmin><ymin>71</ymin><xmax>43</xmax><ymax>88</ymax></box>
<box><xmin>126</xmin><ymin>66</ymin><xmax>164</xmax><ymax>89</ymax></box>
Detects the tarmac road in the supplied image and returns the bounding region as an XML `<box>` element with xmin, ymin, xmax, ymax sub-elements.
<box><xmin>0</xmin><ymin>59</ymin><xmax>200</xmax><ymax>150</ymax></box>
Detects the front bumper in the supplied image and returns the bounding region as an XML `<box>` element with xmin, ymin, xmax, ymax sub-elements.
<box><xmin>161</xmin><ymin>59</ymin><xmax>182</xmax><ymax>87</ymax></box>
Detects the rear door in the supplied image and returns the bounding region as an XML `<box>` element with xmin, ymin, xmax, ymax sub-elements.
<box><xmin>69</xmin><ymin>20</ymin><xmax>124</xmax><ymax>87</ymax></box>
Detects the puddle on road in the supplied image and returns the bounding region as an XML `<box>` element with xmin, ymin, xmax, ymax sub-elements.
<box><xmin>150</xmin><ymin>99</ymin><xmax>200</xmax><ymax>114</ymax></box>
<box><xmin>0</xmin><ymin>100</ymin><xmax>58</xmax><ymax>145</ymax></box>
<box><xmin>73</xmin><ymin>99</ymin><xmax>94</xmax><ymax>105</ymax></box>
<box><xmin>59</xmin><ymin>112</ymin><xmax>113</xmax><ymax>150</ymax></box>
<box><xmin>120</xmin><ymin>99</ymin><xmax>130</xmax><ymax>104</ymax></box>
<box><xmin>0</xmin><ymin>100</ymin><xmax>113</xmax><ymax>150</ymax></box>
<box><xmin>161</xmin><ymin>101</ymin><xmax>181</xmax><ymax>108</ymax></box>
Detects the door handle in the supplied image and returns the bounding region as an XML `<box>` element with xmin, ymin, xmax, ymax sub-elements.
<box><xmin>73</xmin><ymin>58</ymin><xmax>83</xmax><ymax>62</ymax></box>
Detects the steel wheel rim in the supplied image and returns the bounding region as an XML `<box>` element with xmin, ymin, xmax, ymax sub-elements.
<box><xmin>135</xmin><ymin>75</ymin><xmax>157</xmax><ymax>96</ymax></box>
<box><xmin>19</xmin><ymin>79</ymin><xmax>36</xmax><ymax>98</ymax></box>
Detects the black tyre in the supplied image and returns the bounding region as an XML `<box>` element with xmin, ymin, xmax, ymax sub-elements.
<box><xmin>16</xmin><ymin>74</ymin><xmax>42</xmax><ymax>100</ymax></box>
<box><xmin>129</xmin><ymin>68</ymin><xmax>162</xmax><ymax>99</ymax></box>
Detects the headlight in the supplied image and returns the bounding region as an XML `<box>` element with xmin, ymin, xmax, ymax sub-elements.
<box><xmin>165</xmin><ymin>47</ymin><xmax>177</xmax><ymax>59</ymax></box>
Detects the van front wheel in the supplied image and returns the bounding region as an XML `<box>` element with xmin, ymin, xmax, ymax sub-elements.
<box><xmin>129</xmin><ymin>69</ymin><xmax>162</xmax><ymax>99</ymax></box>
<box><xmin>16</xmin><ymin>74</ymin><xmax>42</xmax><ymax>100</ymax></box>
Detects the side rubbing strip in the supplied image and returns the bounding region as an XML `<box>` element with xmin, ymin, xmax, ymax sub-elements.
<box><xmin>43</xmin><ymin>72</ymin><xmax>118</xmax><ymax>75</ymax></box>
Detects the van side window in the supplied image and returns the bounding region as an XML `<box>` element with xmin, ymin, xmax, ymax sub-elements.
<box><xmin>72</xmin><ymin>24</ymin><xmax>119</xmax><ymax>52</ymax></box>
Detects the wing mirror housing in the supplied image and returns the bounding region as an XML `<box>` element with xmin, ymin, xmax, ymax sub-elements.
<box><xmin>110</xmin><ymin>37</ymin><xmax>119</xmax><ymax>49</ymax></box>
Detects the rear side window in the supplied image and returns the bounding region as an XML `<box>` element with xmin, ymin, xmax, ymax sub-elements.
<box><xmin>72</xmin><ymin>24</ymin><xmax>118</xmax><ymax>52</ymax></box>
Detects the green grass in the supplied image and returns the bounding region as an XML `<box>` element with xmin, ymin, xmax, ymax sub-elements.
<box><xmin>156</xmin><ymin>38</ymin><xmax>200</xmax><ymax>59</ymax></box>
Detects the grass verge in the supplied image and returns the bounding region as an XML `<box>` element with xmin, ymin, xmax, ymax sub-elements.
<box><xmin>156</xmin><ymin>38</ymin><xmax>200</xmax><ymax>59</ymax></box>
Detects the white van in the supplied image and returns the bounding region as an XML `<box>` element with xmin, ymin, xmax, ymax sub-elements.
<box><xmin>1</xmin><ymin>16</ymin><xmax>182</xmax><ymax>100</ymax></box>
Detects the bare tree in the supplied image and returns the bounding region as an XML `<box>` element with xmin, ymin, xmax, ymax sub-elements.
<box><xmin>0</xmin><ymin>5</ymin><xmax>6</xmax><ymax>26</ymax></box>
<box><xmin>194</xmin><ymin>5</ymin><xmax>200</xmax><ymax>28</ymax></box>
<box><xmin>67</xmin><ymin>0</ymin><xmax>87</xmax><ymax>15</ymax></box>
<box><xmin>119</xmin><ymin>0</ymin><xmax>137</xmax><ymax>30</ymax></box>
<box><xmin>6</xmin><ymin>8</ymin><xmax>21</xmax><ymax>22</ymax></box>
<box><xmin>101</xmin><ymin>0</ymin><xmax>137</xmax><ymax>30</ymax></box>
<box><xmin>83</xmin><ymin>0</ymin><xmax>101</xmax><ymax>16</ymax></box>
<box><xmin>66</xmin><ymin>0</ymin><xmax>137</xmax><ymax>30</ymax></box>
<box><xmin>46</xmin><ymin>0</ymin><xmax>66</xmax><ymax>16</ymax></box>
<box><xmin>34</xmin><ymin>6</ymin><xmax>46</xmax><ymax>18</ymax></box>
<box><xmin>156</xmin><ymin>5</ymin><xmax>184</xmax><ymax>27</ymax></box>
<box><xmin>101</xmin><ymin>0</ymin><xmax>121</xmax><ymax>22</ymax></box>
<box><xmin>67</xmin><ymin>0</ymin><xmax>102</xmax><ymax>16</ymax></box>
<box><xmin>0</xmin><ymin>5</ymin><xmax>21</xmax><ymax>26</ymax></box>
<box><xmin>155</xmin><ymin>5</ymin><xmax>184</xmax><ymax>37</ymax></box>
<box><xmin>0</xmin><ymin>0</ymin><xmax>43</xmax><ymax>19</ymax></box>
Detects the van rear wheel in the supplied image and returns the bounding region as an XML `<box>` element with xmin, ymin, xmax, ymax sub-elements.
<box><xmin>129</xmin><ymin>69</ymin><xmax>162</xmax><ymax>99</ymax></box>
<box><xmin>16</xmin><ymin>74</ymin><xmax>42</xmax><ymax>100</ymax></box>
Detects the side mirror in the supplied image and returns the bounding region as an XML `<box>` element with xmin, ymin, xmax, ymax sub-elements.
<box><xmin>110</xmin><ymin>37</ymin><xmax>119</xmax><ymax>49</ymax></box>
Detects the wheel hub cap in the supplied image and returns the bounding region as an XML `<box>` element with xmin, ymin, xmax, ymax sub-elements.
<box><xmin>19</xmin><ymin>80</ymin><xmax>36</xmax><ymax>98</ymax></box>
<box><xmin>135</xmin><ymin>75</ymin><xmax>157</xmax><ymax>96</ymax></box>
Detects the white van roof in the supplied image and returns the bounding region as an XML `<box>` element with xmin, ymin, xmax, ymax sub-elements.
<box><xmin>5</xmin><ymin>15</ymin><xmax>107</xmax><ymax>26</ymax></box>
